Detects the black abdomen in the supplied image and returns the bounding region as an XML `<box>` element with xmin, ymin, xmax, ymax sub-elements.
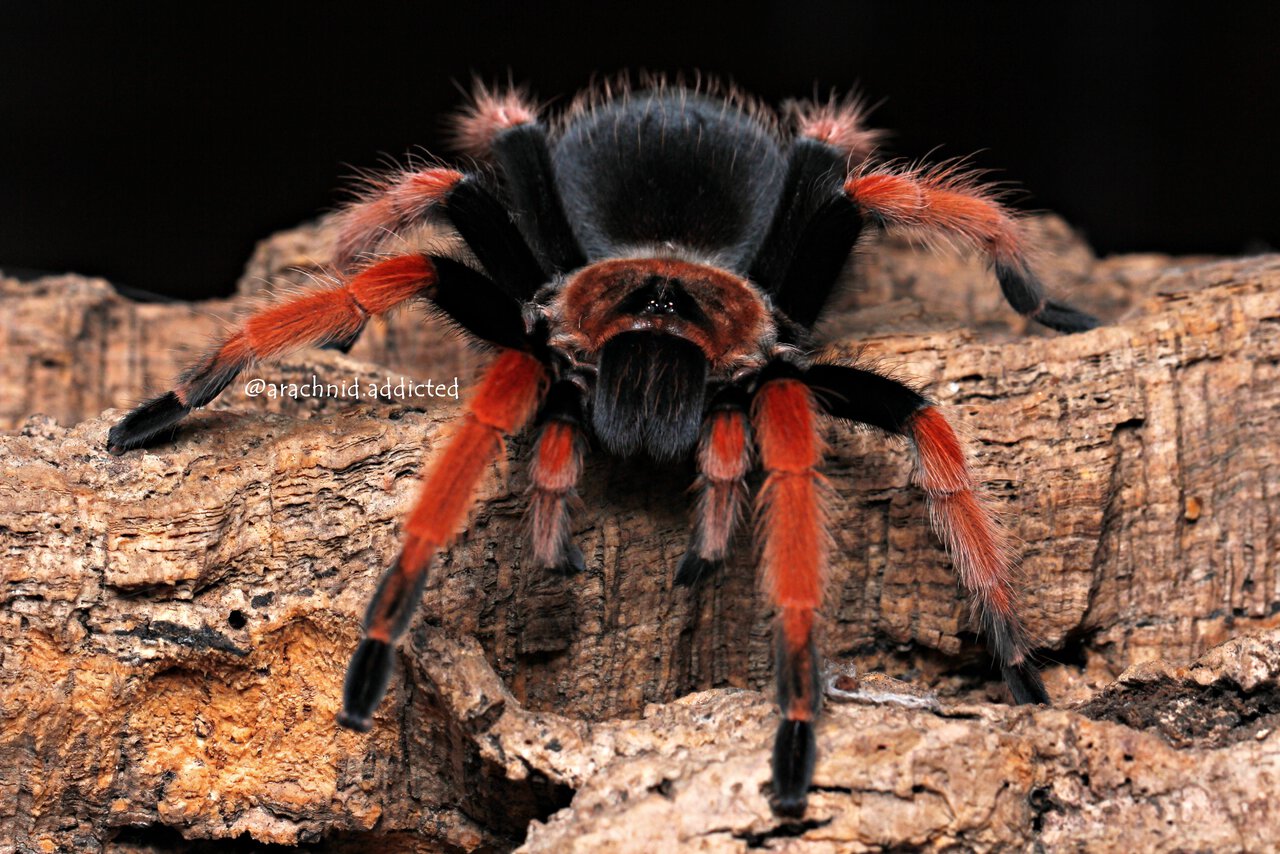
<box><xmin>553</xmin><ymin>93</ymin><xmax>786</xmax><ymax>273</ymax></box>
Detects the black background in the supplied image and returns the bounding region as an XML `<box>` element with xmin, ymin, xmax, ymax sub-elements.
<box><xmin>3</xmin><ymin>2</ymin><xmax>1278</xmax><ymax>299</ymax></box>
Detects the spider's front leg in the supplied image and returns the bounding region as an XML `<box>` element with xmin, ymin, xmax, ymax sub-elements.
<box><xmin>105</xmin><ymin>253</ymin><xmax>520</xmax><ymax>454</ymax></box>
<box><xmin>339</xmin><ymin>348</ymin><xmax>548</xmax><ymax>730</ymax></box>
<box><xmin>751</xmin><ymin>366</ymin><xmax>830</xmax><ymax>814</ymax></box>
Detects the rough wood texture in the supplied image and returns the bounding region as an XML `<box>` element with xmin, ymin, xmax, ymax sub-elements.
<box><xmin>2</xmin><ymin>220</ymin><xmax>1279</xmax><ymax>851</ymax></box>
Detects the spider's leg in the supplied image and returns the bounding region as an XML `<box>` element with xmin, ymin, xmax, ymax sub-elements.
<box><xmin>491</xmin><ymin>125</ymin><xmax>585</xmax><ymax>273</ymax></box>
<box><xmin>907</xmin><ymin>405</ymin><xmax>1048</xmax><ymax>703</ymax></box>
<box><xmin>804</xmin><ymin>363</ymin><xmax>1049</xmax><ymax>705</ymax></box>
<box><xmin>452</xmin><ymin>83</ymin><xmax>585</xmax><ymax>272</ymax></box>
<box><xmin>338</xmin><ymin>165</ymin><xmax>548</xmax><ymax>301</ymax></box>
<box><xmin>444</xmin><ymin>176</ymin><xmax>551</xmax><ymax>299</ymax></box>
<box><xmin>749</xmin><ymin>135</ymin><xmax>864</xmax><ymax>328</ymax></box>
<box><xmin>788</xmin><ymin>93</ymin><xmax>882</xmax><ymax>168</ymax></box>
<box><xmin>527</xmin><ymin>380</ymin><xmax>588</xmax><ymax>575</ymax></box>
<box><xmin>752</xmin><ymin>370</ymin><xmax>829</xmax><ymax>815</ymax></box>
<box><xmin>339</xmin><ymin>349</ymin><xmax>547</xmax><ymax>731</ymax></box>
<box><xmin>844</xmin><ymin>164</ymin><xmax>1099</xmax><ymax>333</ymax></box>
<box><xmin>333</xmin><ymin>167</ymin><xmax>464</xmax><ymax>270</ymax></box>
<box><xmin>106</xmin><ymin>254</ymin><xmax>526</xmax><ymax>454</ymax></box>
<box><xmin>676</xmin><ymin>387</ymin><xmax>752</xmax><ymax>587</ymax></box>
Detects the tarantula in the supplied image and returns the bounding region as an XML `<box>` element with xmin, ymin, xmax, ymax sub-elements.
<box><xmin>107</xmin><ymin>78</ymin><xmax>1095</xmax><ymax>814</ymax></box>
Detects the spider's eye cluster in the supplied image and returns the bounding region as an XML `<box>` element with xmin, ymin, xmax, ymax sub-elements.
<box><xmin>616</xmin><ymin>276</ymin><xmax>706</xmax><ymax>322</ymax></box>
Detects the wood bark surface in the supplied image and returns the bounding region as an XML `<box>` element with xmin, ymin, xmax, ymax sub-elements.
<box><xmin>2</xmin><ymin>217</ymin><xmax>1279</xmax><ymax>851</ymax></box>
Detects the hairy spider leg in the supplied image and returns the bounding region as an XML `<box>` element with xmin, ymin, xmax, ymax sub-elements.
<box><xmin>844</xmin><ymin>165</ymin><xmax>1098</xmax><ymax>332</ymax></box>
<box><xmin>107</xmin><ymin>255</ymin><xmax>437</xmax><ymax>454</ymax></box>
<box><xmin>749</xmin><ymin>137</ymin><xmax>864</xmax><ymax>330</ymax></box>
<box><xmin>677</xmin><ymin>388</ymin><xmax>753</xmax><ymax>587</ymax></box>
<box><xmin>450</xmin><ymin>83</ymin><xmax>539</xmax><ymax>158</ymax></box>
<box><xmin>337</xmin><ymin>163</ymin><xmax>567</xmax><ymax>304</ymax></box>
<box><xmin>752</xmin><ymin>375</ymin><xmax>829</xmax><ymax>814</ymax></box>
<box><xmin>444</xmin><ymin>176</ymin><xmax>550</xmax><ymax>300</ymax></box>
<box><xmin>333</xmin><ymin>167</ymin><xmax>464</xmax><ymax>271</ymax></box>
<box><xmin>750</xmin><ymin>95</ymin><xmax>885</xmax><ymax>322</ymax></box>
<box><xmin>450</xmin><ymin>83</ymin><xmax>586</xmax><ymax>273</ymax></box>
<box><xmin>788</xmin><ymin>94</ymin><xmax>882</xmax><ymax>164</ymax></box>
<box><xmin>803</xmin><ymin>362</ymin><xmax>1049</xmax><ymax>704</ymax></box>
<box><xmin>106</xmin><ymin>252</ymin><xmax>531</xmax><ymax>455</ymax></box>
<box><xmin>526</xmin><ymin>381</ymin><xmax>588</xmax><ymax>574</ymax></box>
<box><xmin>489</xmin><ymin>124</ymin><xmax>586</xmax><ymax>273</ymax></box>
<box><xmin>339</xmin><ymin>349</ymin><xmax>547</xmax><ymax>731</ymax></box>
<box><xmin>906</xmin><ymin>406</ymin><xmax>1047</xmax><ymax>702</ymax></box>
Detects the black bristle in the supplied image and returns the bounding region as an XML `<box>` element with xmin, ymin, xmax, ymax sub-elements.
<box><xmin>674</xmin><ymin>552</ymin><xmax>719</xmax><ymax>587</ymax></box>
<box><xmin>179</xmin><ymin>359</ymin><xmax>244</xmax><ymax>409</ymax></box>
<box><xmin>337</xmin><ymin>638</ymin><xmax>395</xmax><ymax>732</ymax></box>
<box><xmin>106</xmin><ymin>392</ymin><xmax>190</xmax><ymax>454</ymax></box>
<box><xmin>490</xmin><ymin>123</ymin><xmax>586</xmax><ymax>273</ymax></box>
<box><xmin>591</xmin><ymin>332</ymin><xmax>708</xmax><ymax>463</ymax></box>
<box><xmin>364</xmin><ymin>558</ymin><xmax>431</xmax><ymax>641</ymax></box>
<box><xmin>983</xmin><ymin>611</ymin><xmax>1051</xmax><ymax>705</ymax></box>
<box><xmin>1003</xmin><ymin>661</ymin><xmax>1051</xmax><ymax>705</ymax></box>
<box><xmin>995</xmin><ymin>262</ymin><xmax>1099</xmax><ymax>333</ymax></box>
<box><xmin>323</xmin><ymin>329</ymin><xmax>362</xmax><ymax>353</ymax></box>
<box><xmin>993</xmin><ymin>260</ymin><xmax>1045</xmax><ymax>316</ymax></box>
<box><xmin>429</xmin><ymin>256</ymin><xmax>530</xmax><ymax>350</ymax></box>
<box><xmin>803</xmin><ymin>363</ymin><xmax>929</xmax><ymax>434</ymax></box>
<box><xmin>771</xmin><ymin>719</ymin><xmax>816</xmax><ymax>816</ymax></box>
<box><xmin>1034</xmin><ymin>299</ymin><xmax>1101</xmax><ymax>333</ymax></box>
<box><xmin>553</xmin><ymin>542</ymin><xmax>586</xmax><ymax>575</ymax></box>
<box><xmin>444</xmin><ymin>176</ymin><xmax>547</xmax><ymax>299</ymax></box>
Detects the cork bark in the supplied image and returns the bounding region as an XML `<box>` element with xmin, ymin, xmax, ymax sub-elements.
<box><xmin>2</xmin><ymin>217</ymin><xmax>1279</xmax><ymax>851</ymax></box>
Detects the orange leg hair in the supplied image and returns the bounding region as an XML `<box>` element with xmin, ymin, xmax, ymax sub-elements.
<box><xmin>527</xmin><ymin>416</ymin><xmax>587</xmax><ymax>573</ymax></box>
<box><xmin>752</xmin><ymin>377</ymin><xmax>829</xmax><ymax>814</ymax></box>
<box><xmin>844</xmin><ymin>163</ymin><xmax>1098</xmax><ymax>331</ymax></box>
<box><xmin>677</xmin><ymin>398</ymin><xmax>753</xmax><ymax>586</ymax></box>
<box><xmin>338</xmin><ymin>349</ymin><xmax>547</xmax><ymax>730</ymax></box>
<box><xmin>106</xmin><ymin>255</ymin><xmax>438</xmax><ymax>454</ymax></box>
<box><xmin>332</xmin><ymin>167</ymin><xmax>463</xmax><ymax>270</ymax></box>
<box><xmin>905</xmin><ymin>405</ymin><xmax>1047</xmax><ymax>702</ymax></box>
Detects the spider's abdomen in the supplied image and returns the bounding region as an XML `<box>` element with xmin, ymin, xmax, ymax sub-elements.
<box><xmin>553</xmin><ymin>93</ymin><xmax>786</xmax><ymax>273</ymax></box>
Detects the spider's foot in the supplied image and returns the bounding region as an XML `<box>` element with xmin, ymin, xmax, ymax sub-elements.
<box><xmin>674</xmin><ymin>552</ymin><xmax>720</xmax><ymax>587</ymax></box>
<box><xmin>545</xmin><ymin>542</ymin><xmax>586</xmax><ymax>575</ymax></box>
<box><xmin>338</xmin><ymin>637</ymin><xmax>395</xmax><ymax>731</ymax></box>
<box><xmin>1002</xmin><ymin>660</ymin><xmax>1051</xmax><ymax>705</ymax></box>
<box><xmin>770</xmin><ymin>718</ymin><xmax>816</xmax><ymax>816</ymax></box>
<box><xmin>106</xmin><ymin>392</ymin><xmax>190</xmax><ymax>455</ymax></box>
<box><xmin>1033</xmin><ymin>299</ymin><xmax>1100</xmax><ymax>333</ymax></box>
<box><xmin>322</xmin><ymin>329</ymin><xmax>362</xmax><ymax>353</ymax></box>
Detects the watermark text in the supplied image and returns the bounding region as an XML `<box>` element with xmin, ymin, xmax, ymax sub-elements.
<box><xmin>243</xmin><ymin>375</ymin><xmax>460</xmax><ymax>401</ymax></box>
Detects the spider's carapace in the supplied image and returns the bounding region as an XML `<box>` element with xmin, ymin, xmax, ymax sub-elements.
<box><xmin>108</xmin><ymin>78</ymin><xmax>1094</xmax><ymax>814</ymax></box>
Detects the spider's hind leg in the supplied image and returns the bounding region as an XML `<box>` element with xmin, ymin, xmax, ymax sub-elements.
<box><xmin>803</xmin><ymin>362</ymin><xmax>1049</xmax><ymax>704</ymax></box>
<box><xmin>844</xmin><ymin>164</ymin><xmax>1098</xmax><ymax>333</ymax></box>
